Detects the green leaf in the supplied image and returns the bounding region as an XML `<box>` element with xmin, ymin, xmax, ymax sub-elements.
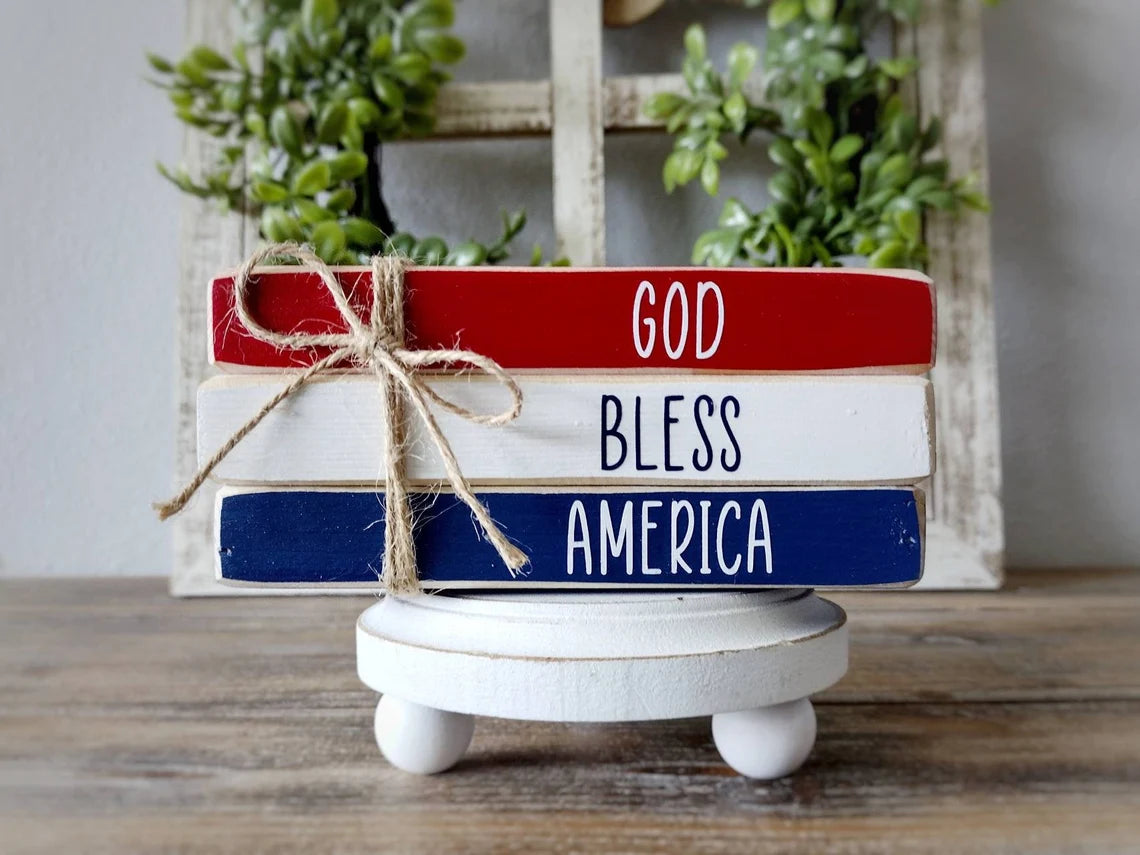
<box><xmin>189</xmin><ymin>45</ymin><xmax>231</xmax><ymax>71</ymax></box>
<box><xmin>311</xmin><ymin>221</ymin><xmax>347</xmax><ymax>261</ymax></box>
<box><xmin>405</xmin><ymin>0</ymin><xmax>455</xmax><ymax>28</ymax></box>
<box><xmin>146</xmin><ymin>53</ymin><xmax>175</xmax><ymax>74</ymax></box>
<box><xmin>806</xmin><ymin>110</ymin><xmax>834</xmax><ymax>149</ymax></box>
<box><xmin>879</xmin><ymin>56</ymin><xmax>918</xmax><ymax>80</ymax></box>
<box><xmin>723</xmin><ymin>92</ymin><xmax>748</xmax><ymax>129</ymax></box>
<box><xmin>219</xmin><ymin>83</ymin><xmax>245</xmax><ymax>112</ymax></box>
<box><xmin>174</xmin><ymin>58</ymin><xmax>209</xmax><ymax>87</ymax></box>
<box><xmin>294</xmin><ymin>199</ymin><xmax>337</xmax><ymax>224</ymax></box>
<box><xmin>875</xmin><ymin>153</ymin><xmax>913</xmax><ymax>190</ymax></box>
<box><xmin>369</xmin><ymin>33</ymin><xmax>393</xmax><ymax>61</ymax></box>
<box><xmin>232</xmin><ymin>41</ymin><xmax>249</xmax><ymax>71</ymax></box>
<box><xmin>414</xmin><ymin>236</ymin><xmax>448</xmax><ymax>264</ymax></box>
<box><xmin>922</xmin><ymin>190</ymin><xmax>955</xmax><ymax>211</ymax></box>
<box><xmin>829</xmin><ymin>134</ymin><xmax>863</xmax><ymax>163</ymax></box>
<box><xmin>446</xmin><ymin>241</ymin><xmax>488</xmax><ymax>266</ymax></box>
<box><xmin>921</xmin><ymin>117</ymin><xmax>943</xmax><ymax>152</ymax></box>
<box><xmin>269</xmin><ymin>106</ymin><xmax>304</xmax><ymax>155</ymax></box>
<box><xmin>347</xmin><ymin>97</ymin><xmax>383</xmax><ymax>129</ymax></box>
<box><xmin>905</xmin><ymin>176</ymin><xmax>942</xmax><ymax>199</ymax></box>
<box><xmin>418</xmin><ymin>33</ymin><xmax>465</xmax><ymax>64</ymax></box>
<box><xmin>768</xmin><ymin>0</ymin><xmax>804</xmax><ymax>29</ymax></box>
<box><xmin>644</xmin><ymin>92</ymin><xmax>686</xmax><ymax>120</ymax></box>
<box><xmin>772</xmin><ymin>221</ymin><xmax>801</xmax><ymax>265</ymax></box>
<box><xmin>844</xmin><ymin>55</ymin><xmax>870</xmax><ymax>78</ymax></box>
<box><xmin>291</xmin><ymin>160</ymin><xmax>333</xmax><ymax>196</ymax></box>
<box><xmin>302</xmin><ymin>0</ymin><xmax>339</xmax><ymax>41</ymax></box>
<box><xmin>692</xmin><ymin>229</ymin><xmax>742</xmax><ymax>267</ymax></box>
<box><xmin>342</xmin><ymin>217</ymin><xmax>387</xmax><ymax>248</ymax></box>
<box><xmin>812</xmin><ymin>49</ymin><xmax>847</xmax><ymax>79</ymax></box>
<box><xmin>168</xmin><ymin>89</ymin><xmax>194</xmax><ymax>109</ymax></box>
<box><xmin>700</xmin><ymin>158</ymin><xmax>720</xmax><ymax>196</ymax></box>
<box><xmin>390</xmin><ymin>53</ymin><xmax>431</xmax><ymax>84</ymax></box>
<box><xmin>261</xmin><ymin>207</ymin><xmax>304</xmax><ymax>243</ymax></box>
<box><xmin>804</xmin><ymin>0</ymin><xmax>836</xmax><ymax>21</ymax></box>
<box><xmin>663</xmin><ymin>149</ymin><xmax>702</xmax><ymax>192</ymax></box>
<box><xmin>316</xmin><ymin>103</ymin><xmax>350</xmax><ymax>144</ymax></box>
<box><xmin>768</xmin><ymin>170</ymin><xmax>801</xmax><ymax>205</ymax></box>
<box><xmin>867</xmin><ymin>240</ymin><xmax>906</xmax><ymax>268</ymax></box>
<box><xmin>371</xmin><ymin>73</ymin><xmax>406</xmax><ymax>111</ymax></box>
<box><xmin>251</xmin><ymin>181</ymin><xmax>289</xmax><ymax>204</ymax></box>
<box><xmin>325</xmin><ymin>187</ymin><xmax>356</xmax><ymax>212</ymax></box>
<box><xmin>719</xmin><ymin>198</ymin><xmax>753</xmax><ymax>229</ymax></box>
<box><xmin>683</xmin><ymin>24</ymin><xmax>706</xmax><ymax>61</ymax></box>
<box><xmin>958</xmin><ymin>189</ymin><xmax>991</xmax><ymax>212</ymax></box>
<box><xmin>243</xmin><ymin>111</ymin><xmax>267</xmax><ymax>139</ymax></box>
<box><xmin>811</xmin><ymin>237</ymin><xmax>835</xmax><ymax>266</ymax></box>
<box><xmin>768</xmin><ymin>138</ymin><xmax>800</xmax><ymax>170</ymax></box>
<box><xmin>503</xmin><ymin>209</ymin><xmax>527</xmax><ymax>238</ymax></box>
<box><xmin>894</xmin><ymin>207</ymin><xmax>921</xmax><ymax>243</ymax></box>
<box><xmin>727</xmin><ymin>42</ymin><xmax>759</xmax><ymax>86</ymax></box>
<box><xmin>327</xmin><ymin>151</ymin><xmax>369</xmax><ymax>181</ymax></box>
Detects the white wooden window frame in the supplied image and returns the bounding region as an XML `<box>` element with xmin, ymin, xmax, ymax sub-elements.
<box><xmin>171</xmin><ymin>0</ymin><xmax>1002</xmax><ymax>594</ymax></box>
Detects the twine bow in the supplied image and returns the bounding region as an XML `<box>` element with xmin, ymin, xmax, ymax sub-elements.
<box><xmin>156</xmin><ymin>242</ymin><xmax>529</xmax><ymax>592</ymax></box>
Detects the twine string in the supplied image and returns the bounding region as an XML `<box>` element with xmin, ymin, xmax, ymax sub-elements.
<box><xmin>155</xmin><ymin>242</ymin><xmax>528</xmax><ymax>592</ymax></box>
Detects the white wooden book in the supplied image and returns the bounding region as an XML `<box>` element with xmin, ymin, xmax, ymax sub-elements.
<box><xmin>197</xmin><ymin>374</ymin><xmax>935</xmax><ymax>485</ymax></box>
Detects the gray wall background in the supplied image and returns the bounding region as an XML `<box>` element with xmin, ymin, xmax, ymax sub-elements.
<box><xmin>0</xmin><ymin>0</ymin><xmax>1136</xmax><ymax>576</ymax></box>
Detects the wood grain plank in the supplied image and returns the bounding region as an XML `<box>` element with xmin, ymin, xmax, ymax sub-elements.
<box><xmin>5</xmin><ymin>792</ymin><xmax>1138</xmax><ymax>855</ymax></box>
<box><xmin>549</xmin><ymin>0</ymin><xmax>605</xmax><ymax>264</ymax></box>
<box><xmin>196</xmin><ymin>375</ymin><xmax>936</xmax><ymax>485</ymax></box>
<box><xmin>902</xmin><ymin>0</ymin><xmax>1005</xmax><ymax>589</ymax></box>
<box><xmin>1</xmin><ymin>570</ymin><xmax>1136</xmax><ymax>710</ymax></box>
<box><xmin>433</xmin><ymin>80</ymin><xmax>554</xmax><ymax>136</ymax></box>
<box><xmin>2</xmin><ymin>572</ymin><xmax>1138</xmax><ymax>853</ymax></box>
<box><xmin>169</xmin><ymin>0</ymin><xmax>249</xmax><ymax>597</ymax></box>
<box><xmin>423</xmin><ymin>74</ymin><xmax>764</xmax><ymax>138</ymax></box>
<box><xmin>2</xmin><ymin>694</ymin><xmax>1136</xmax><ymax>854</ymax></box>
<box><xmin>209</xmin><ymin>266</ymin><xmax>936</xmax><ymax>373</ymax></box>
<box><xmin>216</xmin><ymin>486</ymin><xmax>924</xmax><ymax>588</ymax></box>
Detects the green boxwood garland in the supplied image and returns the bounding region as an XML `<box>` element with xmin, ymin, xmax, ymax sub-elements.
<box><xmin>148</xmin><ymin>0</ymin><xmax>562</xmax><ymax>265</ymax></box>
<box><xmin>646</xmin><ymin>0</ymin><xmax>994</xmax><ymax>269</ymax></box>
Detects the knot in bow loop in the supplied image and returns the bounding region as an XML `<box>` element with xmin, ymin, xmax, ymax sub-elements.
<box><xmin>155</xmin><ymin>242</ymin><xmax>529</xmax><ymax>592</ymax></box>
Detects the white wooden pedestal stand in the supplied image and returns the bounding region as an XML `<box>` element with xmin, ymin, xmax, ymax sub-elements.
<box><xmin>357</xmin><ymin>588</ymin><xmax>848</xmax><ymax>779</ymax></box>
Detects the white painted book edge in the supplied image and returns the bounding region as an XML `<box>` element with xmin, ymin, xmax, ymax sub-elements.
<box><xmin>197</xmin><ymin>374</ymin><xmax>935</xmax><ymax>485</ymax></box>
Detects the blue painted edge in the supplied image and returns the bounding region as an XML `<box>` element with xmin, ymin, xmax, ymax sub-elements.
<box><xmin>218</xmin><ymin>488</ymin><xmax>923</xmax><ymax>587</ymax></box>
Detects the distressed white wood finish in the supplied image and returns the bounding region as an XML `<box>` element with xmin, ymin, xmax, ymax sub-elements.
<box><xmin>357</xmin><ymin>588</ymin><xmax>847</xmax><ymax>722</ymax></box>
<box><xmin>362</xmin><ymin>588</ymin><xmax>845</xmax><ymax>775</ymax></box>
<box><xmin>429</xmin><ymin>74</ymin><xmax>766</xmax><ymax>137</ymax></box>
<box><xmin>550</xmin><ymin>0</ymin><xmax>605</xmax><ymax>265</ymax></box>
<box><xmin>170</xmin><ymin>0</ymin><xmax>255</xmax><ymax>597</ymax></box>
<box><xmin>901</xmin><ymin>0</ymin><xmax>1004</xmax><ymax>589</ymax></box>
<box><xmin>197</xmin><ymin>374</ymin><xmax>935</xmax><ymax>485</ymax></box>
<box><xmin>173</xmin><ymin>0</ymin><xmax>1001</xmax><ymax>592</ymax></box>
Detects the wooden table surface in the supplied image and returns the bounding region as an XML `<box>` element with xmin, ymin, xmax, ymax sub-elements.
<box><xmin>2</xmin><ymin>570</ymin><xmax>1138</xmax><ymax>854</ymax></box>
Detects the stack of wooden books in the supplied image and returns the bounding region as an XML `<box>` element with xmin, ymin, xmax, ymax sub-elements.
<box><xmin>199</xmin><ymin>266</ymin><xmax>934</xmax><ymax>591</ymax></box>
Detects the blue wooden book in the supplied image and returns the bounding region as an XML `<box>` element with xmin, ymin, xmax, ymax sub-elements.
<box><xmin>216</xmin><ymin>487</ymin><xmax>924</xmax><ymax>589</ymax></box>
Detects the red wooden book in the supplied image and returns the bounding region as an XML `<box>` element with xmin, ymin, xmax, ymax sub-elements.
<box><xmin>209</xmin><ymin>267</ymin><xmax>935</xmax><ymax>373</ymax></box>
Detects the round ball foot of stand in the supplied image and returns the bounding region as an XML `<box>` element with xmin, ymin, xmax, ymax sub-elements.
<box><xmin>712</xmin><ymin>698</ymin><xmax>817</xmax><ymax>779</ymax></box>
<box><xmin>374</xmin><ymin>695</ymin><xmax>475</xmax><ymax>775</ymax></box>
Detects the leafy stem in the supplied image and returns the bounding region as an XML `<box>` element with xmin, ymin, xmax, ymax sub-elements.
<box><xmin>148</xmin><ymin>0</ymin><xmax>559</xmax><ymax>265</ymax></box>
<box><xmin>648</xmin><ymin>0</ymin><xmax>991</xmax><ymax>269</ymax></box>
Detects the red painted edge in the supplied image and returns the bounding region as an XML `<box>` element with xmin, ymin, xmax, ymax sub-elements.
<box><xmin>209</xmin><ymin>267</ymin><xmax>935</xmax><ymax>373</ymax></box>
